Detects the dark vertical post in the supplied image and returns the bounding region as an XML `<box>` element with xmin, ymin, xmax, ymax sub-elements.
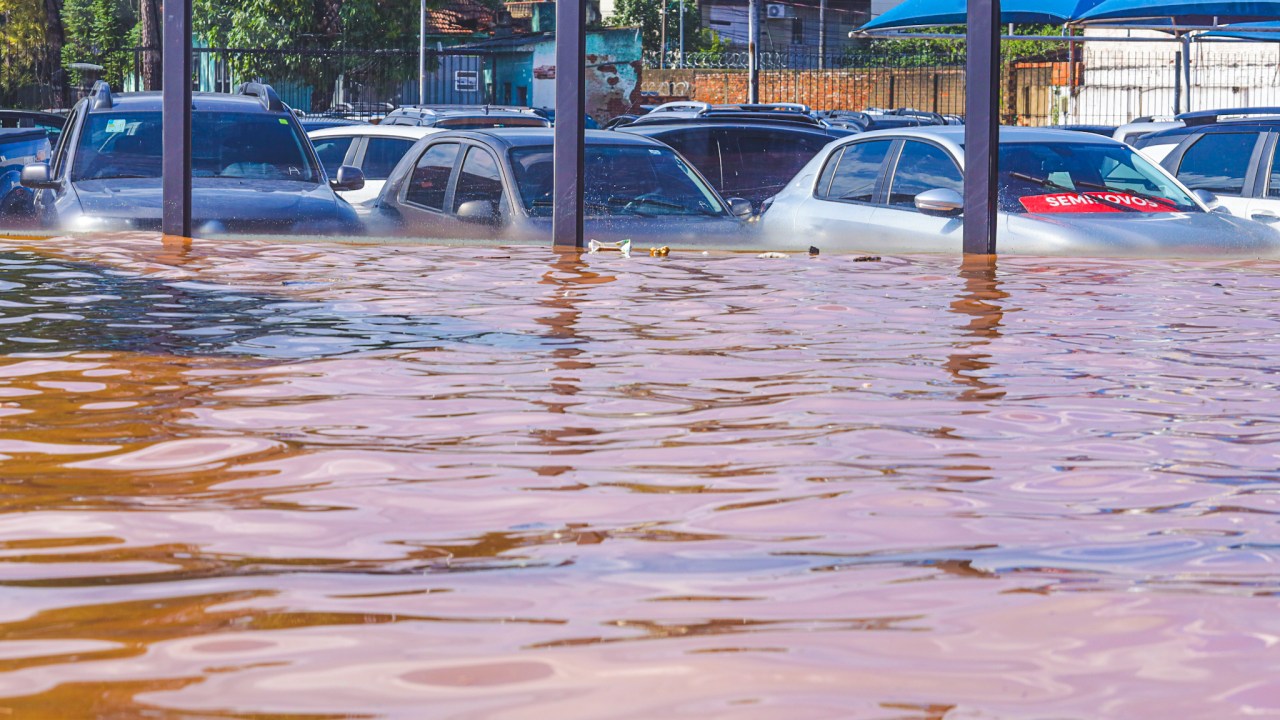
<box><xmin>552</xmin><ymin>0</ymin><xmax>586</xmax><ymax>250</ymax></box>
<box><xmin>1173</xmin><ymin>48</ymin><xmax>1182</xmax><ymax>115</ymax></box>
<box><xmin>162</xmin><ymin>0</ymin><xmax>192</xmax><ymax>237</ymax></box>
<box><xmin>818</xmin><ymin>0</ymin><xmax>827</xmax><ymax>69</ymax></box>
<box><xmin>963</xmin><ymin>0</ymin><xmax>999</xmax><ymax>255</ymax></box>
<box><xmin>748</xmin><ymin>0</ymin><xmax>760</xmax><ymax>103</ymax></box>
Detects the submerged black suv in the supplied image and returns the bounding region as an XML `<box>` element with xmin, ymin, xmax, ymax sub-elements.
<box><xmin>21</xmin><ymin>82</ymin><xmax>363</xmax><ymax>235</ymax></box>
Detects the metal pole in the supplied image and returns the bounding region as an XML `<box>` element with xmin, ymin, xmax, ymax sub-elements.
<box><xmin>1173</xmin><ymin>48</ymin><xmax>1182</xmax><ymax>115</ymax></box>
<box><xmin>1181</xmin><ymin>34</ymin><xmax>1192</xmax><ymax>113</ymax></box>
<box><xmin>748</xmin><ymin>0</ymin><xmax>760</xmax><ymax>103</ymax></box>
<box><xmin>963</xmin><ymin>0</ymin><xmax>999</xmax><ymax>255</ymax></box>
<box><xmin>419</xmin><ymin>0</ymin><xmax>427</xmax><ymax>104</ymax></box>
<box><xmin>161</xmin><ymin>0</ymin><xmax>192</xmax><ymax>237</ymax></box>
<box><xmin>819</xmin><ymin>0</ymin><xmax>827</xmax><ymax>69</ymax></box>
<box><xmin>679</xmin><ymin>0</ymin><xmax>685</xmax><ymax>69</ymax></box>
<box><xmin>552</xmin><ymin>0</ymin><xmax>586</xmax><ymax>250</ymax></box>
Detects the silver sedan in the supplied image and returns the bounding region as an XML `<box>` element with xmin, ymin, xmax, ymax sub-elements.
<box><xmin>759</xmin><ymin>126</ymin><xmax>1280</xmax><ymax>257</ymax></box>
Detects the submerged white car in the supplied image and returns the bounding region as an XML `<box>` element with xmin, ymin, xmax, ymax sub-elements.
<box><xmin>308</xmin><ymin>124</ymin><xmax>441</xmax><ymax>205</ymax></box>
<box><xmin>758</xmin><ymin>126</ymin><xmax>1280</xmax><ymax>257</ymax></box>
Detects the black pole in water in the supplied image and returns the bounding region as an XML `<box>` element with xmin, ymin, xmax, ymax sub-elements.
<box><xmin>963</xmin><ymin>0</ymin><xmax>1000</xmax><ymax>255</ymax></box>
<box><xmin>161</xmin><ymin>0</ymin><xmax>192</xmax><ymax>237</ymax></box>
<box><xmin>552</xmin><ymin>0</ymin><xmax>586</xmax><ymax>250</ymax></box>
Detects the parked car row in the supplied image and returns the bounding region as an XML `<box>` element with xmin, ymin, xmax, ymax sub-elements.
<box><xmin>4</xmin><ymin>84</ymin><xmax>1280</xmax><ymax>258</ymax></box>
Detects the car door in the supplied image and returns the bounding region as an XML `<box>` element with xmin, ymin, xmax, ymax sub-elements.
<box><xmin>1167</xmin><ymin>130</ymin><xmax>1265</xmax><ymax>218</ymax></box>
<box><xmin>1242</xmin><ymin>132</ymin><xmax>1280</xmax><ymax>226</ymax></box>
<box><xmin>392</xmin><ymin>141</ymin><xmax>462</xmax><ymax>238</ymax></box>
<box><xmin>867</xmin><ymin>139</ymin><xmax>965</xmax><ymax>252</ymax></box>
<box><xmin>444</xmin><ymin>145</ymin><xmax>510</xmax><ymax>240</ymax></box>
<box><xmin>795</xmin><ymin>138</ymin><xmax>894</xmax><ymax>244</ymax></box>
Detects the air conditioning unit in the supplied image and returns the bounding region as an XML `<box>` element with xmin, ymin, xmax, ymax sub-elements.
<box><xmin>765</xmin><ymin>3</ymin><xmax>795</xmax><ymax>19</ymax></box>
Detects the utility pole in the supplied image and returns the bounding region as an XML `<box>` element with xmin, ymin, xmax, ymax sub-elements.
<box><xmin>161</xmin><ymin>0</ymin><xmax>191</xmax><ymax>237</ymax></box>
<box><xmin>552</xmin><ymin>0</ymin><xmax>586</xmax><ymax>249</ymax></box>
<box><xmin>819</xmin><ymin>0</ymin><xmax>826</xmax><ymax>69</ymax></box>
<box><xmin>418</xmin><ymin>0</ymin><xmax>427</xmax><ymax>104</ymax></box>
<box><xmin>963</xmin><ymin>0</ymin><xmax>1000</xmax><ymax>254</ymax></box>
<box><xmin>748</xmin><ymin>0</ymin><xmax>760</xmax><ymax>103</ymax></box>
<box><xmin>660</xmin><ymin>4</ymin><xmax>667</xmax><ymax>69</ymax></box>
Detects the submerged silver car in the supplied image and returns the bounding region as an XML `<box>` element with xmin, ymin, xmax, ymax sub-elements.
<box><xmin>759</xmin><ymin>126</ymin><xmax>1280</xmax><ymax>257</ymax></box>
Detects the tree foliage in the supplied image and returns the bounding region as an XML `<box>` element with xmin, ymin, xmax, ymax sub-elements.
<box><xmin>60</xmin><ymin>0</ymin><xmax>132</xmax><ymax>88</ymax></box>
<box><xmin>609</xmin><ymin>0</ymin><xmax>710</xmax><ymax>55</ymax></box>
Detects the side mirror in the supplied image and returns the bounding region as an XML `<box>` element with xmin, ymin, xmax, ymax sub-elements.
<box><xmin>330</xmin><ymin>165</ymin><xmax>365</xmax><ymax>191</ymax></box>
<box><xmin>20</xmin><ymin>163</ymin><xmax>59</xmax><ymax>190</ymax></box>
<box><xmin>727</xmin><ymin>197</ymin><xmax>753</xmax><ymax>218</ymax></box>
<box><xmin>1192</xmin><ymin>188</ymin><xmax>1220</xmax><ymax>210</ymax></box>
<box><xmin>456</xmin><ymin>199</ymin><xmax>500</xmax><ymax>225</ymax></box>
<box><xmin>914</xmin><ymin>188</ymin><xmax>964</xmax><ymax>216</ymax></box>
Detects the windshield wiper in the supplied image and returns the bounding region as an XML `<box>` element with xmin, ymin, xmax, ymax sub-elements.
<box><xmin>1073</xmin><ymin>180</ymin><xmax>1182</xmax><ymax>210</ymax></box>
<box><xmin>1009</xmin><ymin>172</ymin><xmax>1138</xmax><ymax>213</ymax></box>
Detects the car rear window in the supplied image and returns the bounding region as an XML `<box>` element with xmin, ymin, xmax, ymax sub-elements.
<box><xmin>73</xmin><ymin>111</ymin><xmax>318</xmax><ymax>183</ymax></box>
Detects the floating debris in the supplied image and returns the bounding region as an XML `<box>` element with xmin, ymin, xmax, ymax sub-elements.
<box><xmin>587</xmin><ymin>239</ymin><xmax>632</xmax><ymax>257</ymax></box>
<box><xmin>648</xmin><ymin>246</ymin><xmax>670</xmax><ymax>257</ymax></box>
<box><xmin>757</xmin><ymin>252</ymin><xmax>789</xmax><ymax>259</ymax></box>
<box><xmin>852</xmin><ymin>256</ymin><xmax>881</xmax><ymax>262</ymax></box>
<box><xmin>809</xmin><ymin>246</ymin><xmax>820</xmax><ymax>256</ymax></box>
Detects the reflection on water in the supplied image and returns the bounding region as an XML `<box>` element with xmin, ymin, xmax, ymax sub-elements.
<box><xmin>1</xmin><ymin>235</ymin><xmax>1279</xmax><ymax>718</ymax></box>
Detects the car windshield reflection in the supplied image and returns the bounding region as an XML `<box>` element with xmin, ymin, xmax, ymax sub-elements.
<box><xmin>998</xmin><ymin>142</ymin><xmax>1199</xmax><ymax>214</ymax></box>
<box><xmin>72</xmin><ymin>111</ymin><xmax>318</xmax><ymax>183</ymax></box>
<box><xmin>510</xmin><ymin>145</ymin><xmax>726</xmax><ymax>218</ymax></box>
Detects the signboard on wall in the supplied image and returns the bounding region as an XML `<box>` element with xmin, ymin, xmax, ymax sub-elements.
<box><xmin>454</xmin><ymin>70</ymin><xmax>479</xmax><ymax>93</ymax></box>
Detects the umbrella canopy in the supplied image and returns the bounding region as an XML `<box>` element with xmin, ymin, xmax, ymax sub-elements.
<box><xmin>1197</xmin><ymin>19</ymin><xmax>1280</xmax><ymax>37</ymax></box>
<box><xmin>1078</xmin><ymin>0</ymin><xmax>1280</xmax><ymax>24</ymax></box>
<box><xmin>861</xmin><ymin>0</ymin><xmax>1105</xmax><ymax>30</ymax></box>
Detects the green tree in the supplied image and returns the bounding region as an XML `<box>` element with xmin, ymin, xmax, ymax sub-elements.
<box><xmin>60</xmin><ymin>0</ymin><xmax>130</xmax><ymax>89</ymax></box>
<box><xmin>610</xmin><ymin>0</ymin><xmax>707</xmax><ymax>56</ymax></box>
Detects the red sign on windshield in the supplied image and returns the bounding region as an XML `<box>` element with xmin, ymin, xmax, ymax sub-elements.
<box><xmin>1020</xmin><ymin>192</ymin><xmax>1178</xmax><ymax>214</ymax></box>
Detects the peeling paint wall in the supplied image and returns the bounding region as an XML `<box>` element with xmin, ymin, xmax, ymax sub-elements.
<box><xmin>527</xmin><ymin>28</ymin><xmax>643</xmax><ymax>121</ymax></box>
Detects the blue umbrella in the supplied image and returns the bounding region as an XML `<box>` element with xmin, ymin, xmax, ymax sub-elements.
<box><xmin>1078</xmin><ymin>0</ymin><xmax>1280</xmax><ymax>24</ymax></box>
<box><xmin>861</xmin><ymin>0</ymin><xmax>1107</xmax><ymax>30</ymax></box>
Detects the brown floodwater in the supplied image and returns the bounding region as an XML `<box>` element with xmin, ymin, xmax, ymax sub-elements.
<box><xmin>0</xmin><ymin>234</ymin><xmax>1277</xmax><ymax>719</ymax></box>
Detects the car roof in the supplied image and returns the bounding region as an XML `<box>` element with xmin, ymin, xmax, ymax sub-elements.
<box><xmin>1139</xmin><ymin>119</ymin><xmax>1280</xmax><ymax>144</ymax></box>
<box><xmin>829</xmin><ymin>126</ymin><xmax>1125</xmax><ymax>161</ymax></box>
<box><xmin>619</xmin><ymin>121</ymin><xmax>840</xmax><ymax>139</ymax></box>
<box><xmin>308</xmin><ymin>124</ymin><xmax>443</xmax><ymax>140</ymax></box>
<box><xmin>82</xmin><ymin>91</ymin><xmax>290</xmax><ymax>113</ymax></box>
<box><xmin>422</xmin><ymin>127</ymin><xmax>666</xmax><ymax>150</ymax></box>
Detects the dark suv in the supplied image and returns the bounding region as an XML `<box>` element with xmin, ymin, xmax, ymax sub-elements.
<box><xmin>1134</xmin><ymin>108</ymin><xmax>1280</xmax><ymax>223</ymax></box>
<box><xmin>379</xmin><ymin>105</ymin><xmax>550</xmax><ymax>130</ymax></box>
<box><xmin>21</xmin><ymin>82</ymin><xmax>363</xmax><ymax>235</ymax></box>
<box><xmin>619</xmin><ymin>105</ymin><xmax>850</xmax><ymax>212</ymax></box>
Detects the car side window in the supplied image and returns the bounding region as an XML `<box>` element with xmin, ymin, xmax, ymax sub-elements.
<box><xmin>887</xmin><ymin>140</ymin><xmax>962</xmax><ymax>208</ymax></box>
<box><xmin>1175</xmin><ymin>132</ymin><xmax>1259</xmax><ymax>196</ymax></box>
<box><xmin>362</xmin><ymin>138</ymin><xmax>414</xmax><ymax>181</ymax></box>
<box><xmin>52</xmin><ymin>106</ymin><xmax>80</xmax><ymax>176</ymax></box>
<box><xmin>819</xmin><ymin>139</ymin><xmax>893</xmax><ymax>203</ymax></box>
<box><xmin>451</xmin><ymin>147</ymin><xmax>505</xmax><ymax>213</ymax></box>
<box><xmin>312</xmin><ymin>136</ymin><xmax>354</xmax><ymax>177</ymax></box>
<box><xmin>404</xmin><ymin>143</ymin><xmax>459</xmax><ymax>211</ymax></box>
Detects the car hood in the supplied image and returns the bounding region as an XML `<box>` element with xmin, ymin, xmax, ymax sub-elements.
<box><xmin>1005</xmin><ymin>211</ymin><xmax>1280</xmax><ymax>257</ymax></box>
<box><xmin>69</xmin><ymin>178</ymin><xmax>357</xmax><ymax>233</ymax></box>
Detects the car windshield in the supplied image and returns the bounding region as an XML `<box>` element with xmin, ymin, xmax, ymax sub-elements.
<box><xmin>72</xmin><ymin>111</ymin><xmax>318</xmax><ymax>182</ymax></box>
<box><xmin>999</xmin><ymin>142</ymin><xmax>1199</xmax><ymax>214</ymax></box>
<box><xmin>510</xmin><ymin>144</ymin><xmax>726</xmax><ymax>218</ymax></box>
